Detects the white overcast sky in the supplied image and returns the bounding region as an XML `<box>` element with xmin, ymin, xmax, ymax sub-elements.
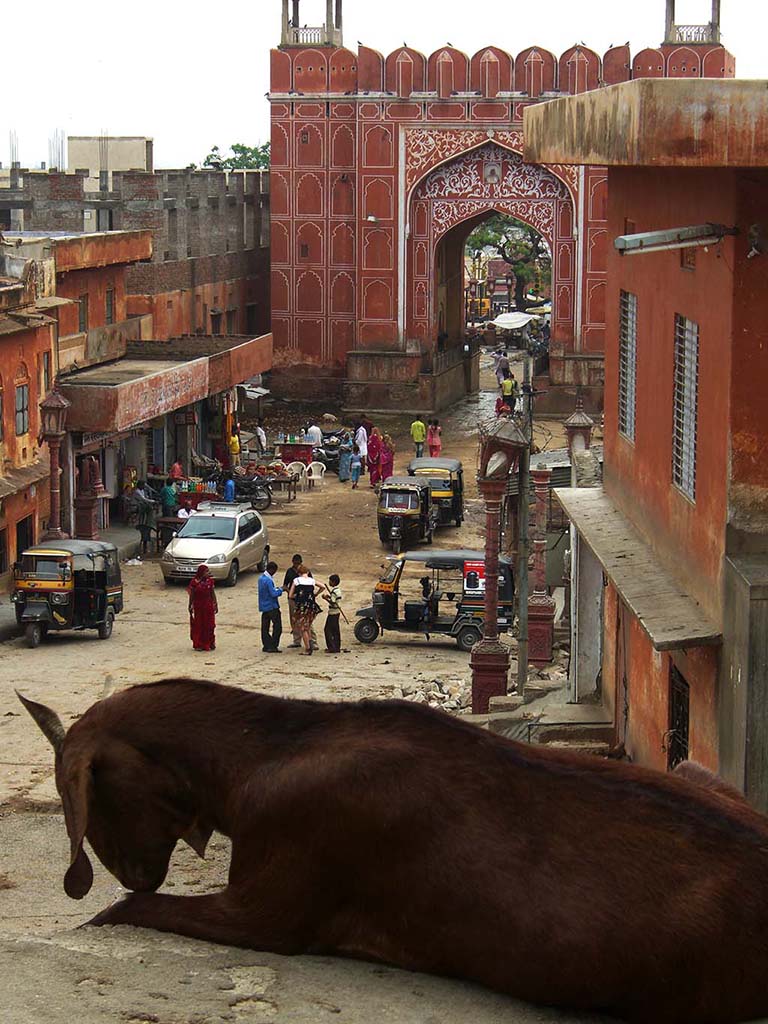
<box><xmin>3</xmin><ymin>0</ymin><xmax>766</xmax><ymax>170</ymax></box>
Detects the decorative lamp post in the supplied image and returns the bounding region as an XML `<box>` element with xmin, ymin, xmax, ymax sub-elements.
<box><xmin>564</xmin><ymin>392</ymin><xmax>595</xmax><ymax>456</ymax></box>
<box><xmin>471</xmin><ymin>417</ymin><xmax>528</xmax><ymax>714</ymax></box>
<box><xmin>40</xmin><ymin>390</ymin><xmax>71</xmax><ymax>541</ymax></box>
<box><xmin>506</xmin><ymin>272</ymin><xmax>513</xmax><ymax>312</ymax></box>
<box><xmin>528</xmin><ymin>463</ymin><xmax>556</xmax><ymax>666</ymax></box>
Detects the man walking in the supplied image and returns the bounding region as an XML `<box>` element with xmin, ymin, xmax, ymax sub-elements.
<box><xmin>410</xmin><ymin>415</ymin><xmax>427</xmax><ymax>459</ymax></box>
<box><xmin>496</xmin><ymin>350</ymin><xmax>510</xmax><ymax>388</ymax></box>
<box><xmin>258</xmin><ymin>560</ymin><xmax>283</xmax><ymax>653</ymax></box>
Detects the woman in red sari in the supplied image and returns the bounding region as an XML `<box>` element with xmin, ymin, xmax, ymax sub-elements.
<box><xmin>367</xmin><ymin>427</ymin><xmax>382</xmax><ymax>488</ymax></box>
<box><xmin>379</xmin><ymin>434</ymin><xmax>395</xmax><ymax>483</ymax></box>
<box><xmin>187</xmin><ymin>564</ymin><xmax>218</xmax><ymax>651</ymax></box>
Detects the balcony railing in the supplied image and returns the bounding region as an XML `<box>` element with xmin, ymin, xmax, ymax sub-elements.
<box><xmin>674</xmin><ymin>24</ymin><xmax>717</xmax><ymax>43</ymax></box>
<box><xmin>287</xmin><ymin>25</ymin><xmax>325</xmax><ymax>45</ymax></box>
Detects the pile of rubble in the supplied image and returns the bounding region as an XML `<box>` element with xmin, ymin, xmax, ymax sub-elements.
<box><xmin>391</xmin><ymin>676</ymin><xmax>472</xmax><ymax>715</ymax></box>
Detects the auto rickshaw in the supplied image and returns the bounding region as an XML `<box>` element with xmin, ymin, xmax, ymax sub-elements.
<box><xmin>354</xmin><ymin>549</ymin><xmax>514</xmax><ymax>652</ymax></box>
<box><xmin>406</xmin><ymin>457</ymin><xmax>464</xmax><ymax>527</ymax></box>
<box><xmin>11</xmin><ymin>540</ymin><xmax>123</xmax><ymax>648</ymax></box>
<box><xmin>376</xmin><ymin>476</ymin><xmax>438</xmax><ymax>554</ymax></box>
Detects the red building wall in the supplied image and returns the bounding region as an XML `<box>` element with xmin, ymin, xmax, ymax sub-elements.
<box><xmin>270</xmin><ymin>37</ymin><xmax>733</xmax><ymax>397</ymax></box>
<box><xmin>603</xmin><ymin>167</ymin><xmax>736</xmax><ymax>626</ymax></box>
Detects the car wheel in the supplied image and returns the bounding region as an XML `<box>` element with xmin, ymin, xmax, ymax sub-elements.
<box><xmin>25</xmin><ymin>623</ymin><xmax>43</xmax><ymax>649</ymax></box>
<box><xmin>456</xmin><ymin>624</ymin><xmax>482</xmax><ymax>652</ymax></box>
<box><xmin>354</xmin><ymin>617</ymin><xmax>379</xmax><ymax>644</ymax></box>
<box><xmin>98</xmin><ymin>608</ymin><xmax>115</xmax><ymax>640</ymax></box>
<box><xmin>225</xmin><ymin>560</ymin><xmax>239</xmax><ymax>587</ymax></box>
<box><xmin>257</xmin><ymin>548</ymin><xmax>268</xmax><ymax>573</ymax></box>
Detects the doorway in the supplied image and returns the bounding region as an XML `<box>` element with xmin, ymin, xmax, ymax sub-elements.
<box><xmin>16</xmin><ymin>514</ymin><xmax>34</xmax><ymax>556</ymax></box>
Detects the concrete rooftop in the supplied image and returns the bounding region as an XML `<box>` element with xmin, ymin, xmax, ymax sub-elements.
<box><xmin>524</xmin><ymin>79</ymin><xmax>768</xmax><ymax>168</ymax></box>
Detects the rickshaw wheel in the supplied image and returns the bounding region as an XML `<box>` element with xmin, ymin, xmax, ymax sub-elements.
<box><xmin>456</xmin><ymin>624</ymin><xmax>482</xmax><ymax>652</ymax></box>
<box><xmin>25</xmin><ymin>623</ymin><xmax>43</xmax><ymax>649</ymax></box>
<box><xmin>98</xmin><ymin>608</ymin><xmax>115</xmax><ymax>640</ymax></box>
<box><xmin>354</xmin><ymin>617</ymin><xmax>379</xmax><ymax>644</ymax></box>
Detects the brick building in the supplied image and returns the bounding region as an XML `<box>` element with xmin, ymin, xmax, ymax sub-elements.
<box><xmin>0</xmin><ymin>168</ymin><xmax>270</xmax><ymax>343</ymax></box>
<box><xmin>526</xmin><ymin>78</ymin><xmax>768</xmax><ymax>808</ymax></box>
<box><xmin>268</xmin><ymin>0</ymin><xmax>733</xmax><ymax>412</ymax></box>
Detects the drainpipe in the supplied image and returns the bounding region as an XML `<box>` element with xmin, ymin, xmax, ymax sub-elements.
<box><xmin>515</xmin><ymin>356</ymin><xmax>532</xmax><ymax>697</ymax></box>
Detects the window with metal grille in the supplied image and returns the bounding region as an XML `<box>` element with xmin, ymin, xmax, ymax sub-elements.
<box><xmin>666</xmin><ymin>665</ymin><xmax>690</xmax><ymax>771</ymax></box>
<box><xmin>15</xmin><ymin>383</ymin><xmax>29</xmax><ymax>436</ymax></box>
<box><xmin>105</xmin><ymin>288</ymin><xmax>115</xmax><ymax>325</ymax></box>
<box><xmin>42</xmin><ymin>351</ymin><xmax>51</xmax><ymax>394</ymax></box>
<box><xmin>618</xmin><ymin>291</ymin><xmax>637</xmax><ymax>441</ymax></box>
<box><xmin>672</xmin><ymin>314</ymin><xmax>699</xmax><ymax>499</ymax></box>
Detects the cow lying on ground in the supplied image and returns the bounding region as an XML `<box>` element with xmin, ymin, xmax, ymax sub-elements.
<box><xmin>19</xmin><ymin>678</ymin><xmax>768</xmax><ymax>1024</ymax></box>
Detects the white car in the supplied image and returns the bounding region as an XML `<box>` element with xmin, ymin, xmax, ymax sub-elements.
<box><xmin>161</xmin><ymin>502</ymin><xmax>270</xmax><ymax>587</ymax></box>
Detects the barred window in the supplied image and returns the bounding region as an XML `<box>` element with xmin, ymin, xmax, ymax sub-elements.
<box><xmin>618</xmin><ymin>291</ymin><xmax>637</xmax><ymax>441</ymax></box>
<box><xmin>15</xmin><ymin>383</ymin><xmax>29</xmax><ymax>436</ymax></box>
<box><xmin>672</xmin><ymin>314</ymin><xmax>699</xmax><ymax>500</ymax></box>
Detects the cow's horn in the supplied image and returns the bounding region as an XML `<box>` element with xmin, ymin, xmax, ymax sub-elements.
<box><xmin>16</xmin><ymin>691</ymin><xmax>66</xmax><ymax>754</ymax></box>
<box><xmin>101</xmin><ymin>674</ymin><xmax>117</xmax><ymax>700</ymax></box>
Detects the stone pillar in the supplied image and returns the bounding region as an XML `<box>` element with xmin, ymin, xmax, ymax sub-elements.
<box><xmin>528</xmin><ymin>463</ymin><xmax>556</xmax><ymax>666</ymax></box>
<box><xmin>281</xmin><ymin>0</ymin><xmax>290</xmax><ymax>41</ymax></box>
<box><xmin>470</xmin><ymin>475</ymin><xmax>510</xmax><ymax>713</ymax></box>
<box><xmin>42</xmin><ymin>435</ymin><xmax>67</xmax><ymax>541</ymax></box>
<box><xmin>74</xmin><ymin>455</ymin><xmax>101</xmax><ymax>540</ymax></box>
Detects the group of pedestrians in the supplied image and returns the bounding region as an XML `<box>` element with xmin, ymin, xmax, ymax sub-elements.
<box><xmin>350</xmin><ymin>416</ymin><xmax>395</xmax><ymax>489</ymax></box>
<box><xmin>492</xmin><ymin>348</ymin><xmax>521</xmax><ymax>418</ymax></box>
<box><xmin>186</xmin><ymin>554</ymin><xmax>345</xmax><ymax>656</ymax></box>
<box><xmin>410</xmin><ymin>415</ymin><xmax>443</xmax><ymax>458</ymax></box>
<box><xmin>258</xmin><ymin>554</ymin><xmax>344</xmax><ymax>655</ymax></box>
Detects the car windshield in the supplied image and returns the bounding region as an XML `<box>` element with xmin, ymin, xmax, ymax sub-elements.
<box><xmin>177</xmin><ymin>516</ymin><xmax>235</xmax><ymax>541</ymax></box>
<box><xmin>21</xmin><ymin>556</ymin><xmax>67</xmax><ymax>579</ymax></box>
<box><xmin>382</xmin><ymin>490</ymin><xmax>419</xmax><ymax>510</ymax></box>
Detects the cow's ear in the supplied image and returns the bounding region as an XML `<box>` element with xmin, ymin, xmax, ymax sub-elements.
<box><xmin>61</xmin><ymin>762</ymin><xmax>94</xmax><ymax>899</ymax></box>
<box><xmin>181</xmin><ymin>820</ymin><xmax>213</xmax><ymax>859</ymax></box>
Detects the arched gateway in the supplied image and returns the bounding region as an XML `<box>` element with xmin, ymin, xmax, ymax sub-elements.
<box><xmin>269</xmin><ymin>0</ymin><xmax>734</xmax><ymax>412</ymax></box>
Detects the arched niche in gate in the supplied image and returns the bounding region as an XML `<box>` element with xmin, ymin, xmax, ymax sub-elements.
<box><xmin>405</xmin><ymin>139</ymin><xmax>576</xmax><ymax>345</ymax></box>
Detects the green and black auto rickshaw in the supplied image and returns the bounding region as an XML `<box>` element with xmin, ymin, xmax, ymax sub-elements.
<box><xmin>376</xmin><ymin>475</ymin><xmax>438</xmax><ymax>554</ymax></box>
<box><xmin>11</xmin><ymin>539</ymin><xmax>123</xmax><ymax>648</ymax></box>
<box><xmin>407</xmin><ymin>457</ymin><xmax>464</xmax><ymax>527</ymax></box>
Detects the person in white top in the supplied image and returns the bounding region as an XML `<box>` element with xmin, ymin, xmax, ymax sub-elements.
<box><xmin>256</xmin><ymin>419</ymin><xmax>268</xmax><ymax>455</ymax></box>
<box><xmin>354</xmin><ymin>422</ymin><xmax>368</xmax><ymax>469</ymax></box>
<box><xmin>306</xmin><ymin>422</ymin><xmax>323</xmax><ymax>446</ymax></box>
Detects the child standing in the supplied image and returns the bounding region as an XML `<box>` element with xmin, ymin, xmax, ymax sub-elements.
<box><xmin>322</xmin><ymin>573</ymin><xmax>343</xmax><ymax>653</ymax></box>
<box><xmin>427</xmin><ymin>418</ymin><xmax>443</xmax><ymax>457</ymax></box>
<box><xmin>350</xmin><ymin>444</ymin><xmax>363</xmax><ymax>489</ymax></box>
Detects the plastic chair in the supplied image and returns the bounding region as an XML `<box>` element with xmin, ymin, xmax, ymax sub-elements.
<box><xmin>286</xmin><ymin>460</ymin><xmax>308</xmax><ymax>491</ymax></box>
<box><xmin>306</xmin><ymin>461</ymin><xmax>327</xmax><ymax>489</ymax></box>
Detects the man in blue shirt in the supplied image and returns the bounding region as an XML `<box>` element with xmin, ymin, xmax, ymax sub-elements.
<box><xmin>223</xmin><ymin>473</ymin><xmax>236</xmax><ymax>502</ymax></box>
<box><xmin>258</xmin><ymin>560</ymin><xmax>283</xmax><ymax>653</ymax></box>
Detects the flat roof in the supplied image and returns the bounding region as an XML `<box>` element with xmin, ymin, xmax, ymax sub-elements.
<box><xmin>524</xmin><ymin>79</ymin><xmax>768</xmax><ymax>168</ymax></box>
<box><xmin>61</xmin><ymin>358</ymin><xmax>185</xmax><ymax>387</ymax></box>
<box><xmin>555</xmin><ymin>486</ymin><xmax>721</xmax><ymax>651</ymax></box>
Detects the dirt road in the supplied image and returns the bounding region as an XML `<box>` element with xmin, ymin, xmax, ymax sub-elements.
<box><xmin>0</xmin><ymin>357</ymin><xmax>607</xmax><ymax>1023</ymax></box>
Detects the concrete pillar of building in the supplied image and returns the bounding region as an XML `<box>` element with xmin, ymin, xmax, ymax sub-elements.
<box><xmin>281</xmin><ymin>0</ymin><xmax>289</xmax><ymax>39</ymax></box>
<box><xmin>711</xmin><ymin>0</ymin><xmax>721</xmax><ymax>40</ymax></box>
<box><xmin>665</xmin><ymin>0</ymin><xmax>676</xmax><ymax>42</ymax></box>
<box><xmin>528</xmin><ymin>464</ymin><xmax>556</xmax><ymax>667</ymax></box>
<box><xmin>335</xmin><ymin>0</ymin><xmax>343</xmax><ymax>30</ymax></box>
<box><xmin>325</xmin><ymin>0</ymin><xmax>333</xmax><ymax>41</ymax></box>
<box><xmin>470</xmin><ymin>474</ymin><xmax>511</xmax><ymax>713</ymax></box>
<box><xmin>292</xmin><ymin>0</ymin><xmax>300</xmax><ymax>29</ymax></box>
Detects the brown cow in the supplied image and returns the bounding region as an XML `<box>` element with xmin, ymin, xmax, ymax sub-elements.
<box><xmin>19</xmin><ymin>678</ymin><xmax>768</xmax><ymax>1024</ymax></box>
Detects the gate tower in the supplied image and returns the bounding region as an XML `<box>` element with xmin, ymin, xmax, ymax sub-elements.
<box><xmin>270</xmin><ymin>0</ymin><xmax>733</xmax><ymax>413</ymax></box>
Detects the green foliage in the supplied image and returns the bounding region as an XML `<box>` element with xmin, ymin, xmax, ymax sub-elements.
<box><xmin>465</xmin><ymin>214</ymin><xmax>551</xmax><ymax>309</ymax></box>
<box><xmin>202</xmin><ymin>142</ymin><xmax>270</xmax><ymax>170</ymax></box>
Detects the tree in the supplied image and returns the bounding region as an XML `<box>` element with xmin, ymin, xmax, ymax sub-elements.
<box><xmin>202</xmin><ymin>142</ymin><xmax>270</xmax><ymax>170</ymax></box>
<box><xmin>465</xmin><ymin>214</ymin><xmax>551</xmax><ymax>313</ymax></box>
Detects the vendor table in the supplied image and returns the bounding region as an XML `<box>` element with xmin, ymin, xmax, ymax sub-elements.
<box><xmin>277</xmin><ymin>442</ymin><xmax>314</xmax><ymax>465</ymax></box>
<box><xmin>263</xmin><ymin>474</ymin><xmax>299</xmax><ymax>502</ymax></box>
<box><xmin>176</xmin><ymin>491</ymin><xmax>218</xmax><ymax>509</ymax></box>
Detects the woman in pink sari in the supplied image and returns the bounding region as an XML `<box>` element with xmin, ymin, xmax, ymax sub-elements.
<box><xmin>367</xmin><ymin>427</ymin><xmax>382</xmax><ymax>488</ymax></box>
<box><xmin>187</xmin><ymin>564</ymin><xmax>218</xmax><ymax>651</ymax></box>
<box><xmin>379</xmin><ymin>434</ymin><xmax>395</xmax><ymax>482</ymax></box>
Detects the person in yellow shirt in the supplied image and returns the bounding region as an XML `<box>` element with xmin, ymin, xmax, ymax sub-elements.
<box><xmin>228</xmin><ymin>430</ymin><xmax>241</xmax><ymax>468</ymax></box>
<box><xmin>410</xmin><ymin>415</ymin><xmax>427</xmax><ymax>458</ymax></box>
<box><xmin>501</xmin><ymin>374</ymin><xmax>517</xmax><ymax>402</ymax></box>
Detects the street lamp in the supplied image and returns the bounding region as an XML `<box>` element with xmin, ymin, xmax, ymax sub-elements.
<box><xmin>506</xmin><ymin>272</ymin><xmax>513</xmax><ymax>312</ymax></box>
<box><xmin>39</xmin><ymin>389</ymin><xmax>71</xmax><ymax>541</ymax></box>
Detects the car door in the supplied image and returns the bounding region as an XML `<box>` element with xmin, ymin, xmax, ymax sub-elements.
<box><xmin>250</xmin><ymin>512</ymin><xmax>267</xmax><ymax>567</ymax></box>
<box><xmin>237</xmin><ymin>513</ymin><xmax>257</xmax><ymax>569</ymax></box>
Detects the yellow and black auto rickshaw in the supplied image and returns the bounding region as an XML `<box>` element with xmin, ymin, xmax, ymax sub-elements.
<box><xmin>354</xmin><ymin>549</ymin><xmax>515</xmax><ymax>652</ymax></box>
<box><xmin>376</xmin><ymin>476</ymin><xmax>438</xmax><ymax>554</ymax></box>
<box><xmin>11</xmin><ymin>540</ymin><xmax>123</xmax><ymax>648</ymax></box>
<box><xmin>407</xmin><ymin>457</ymin><xmax>464</xmax><ymax>527</ymax></box>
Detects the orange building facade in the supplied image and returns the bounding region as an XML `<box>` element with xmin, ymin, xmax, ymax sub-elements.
<box><xmin>527</xmin><ymin>79</ymin><xmax>768</xmax><ymax>807</ymax></box>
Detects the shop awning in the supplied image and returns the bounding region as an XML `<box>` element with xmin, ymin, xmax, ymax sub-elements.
<box><xmin>58</xmin><ymin>333</ymin><xmax>273</xmax><ymax>434</ymax></box>
<box><xmin>0</xmin><ymin>455</ymin><xmax>50</xmax><ymax>501</ymax></box>
<box><xmin>491</xmin><ymin>312</ymin><xmax>541</xmax><ymax>330</ymax></box>
<box><xmin>554</xmin><ymin>486</ymin><xmax>721</xmax><ymax>651</ymax></box>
